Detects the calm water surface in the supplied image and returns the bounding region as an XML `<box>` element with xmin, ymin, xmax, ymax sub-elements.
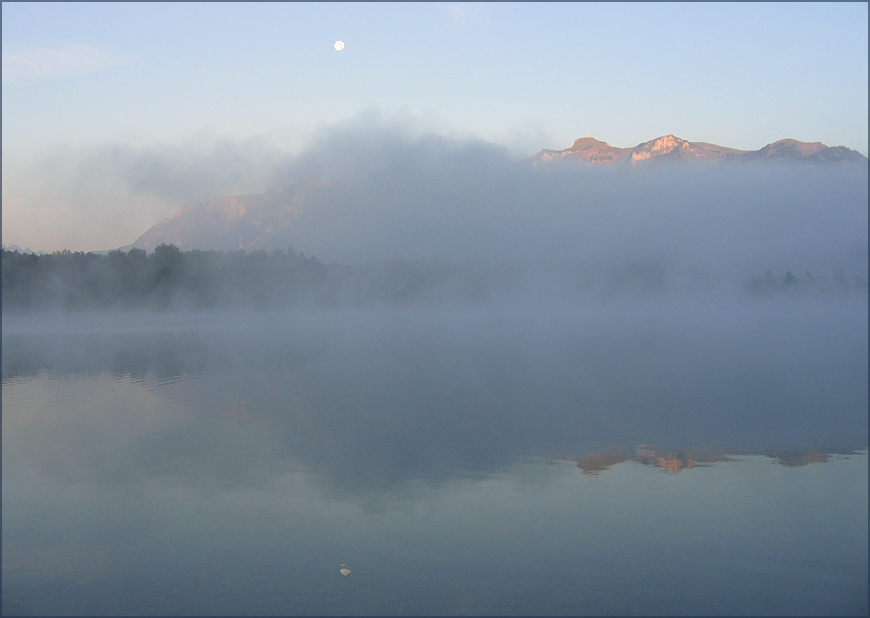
<box><xmin>2</xmin><ymin>300</ymin><xmax>867</xmax><ymax>615</ymax></box>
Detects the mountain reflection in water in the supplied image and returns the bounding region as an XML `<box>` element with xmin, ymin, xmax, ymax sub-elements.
<box><xmin>569</xmin><ymin>446</ymin><xmax>859</xmax><ymax>476</ymax></box>
<box><xmin>2</xmin><ymin>300</ymin><xmax>867</xmax><ymax>615</ymax></box>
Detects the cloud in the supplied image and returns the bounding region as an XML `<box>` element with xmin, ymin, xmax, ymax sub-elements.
<box><xmin>2</xmin><ymin>112</ymin><xmax>867</xmax><ymax>280</ymax></box>
<box><xmin>270</xmin><ymin>117</ymin><xmax>868</xmax><ymax>283</ymax></box>
<box><xmin>1</xmin><ymin>43</ymin><xmax>131</xmax><ymax>81</ymax></box>
<box><xmin>2</xmin><ymin>133</ymin><xmax>295</xmax><ymax>251</ymax></box>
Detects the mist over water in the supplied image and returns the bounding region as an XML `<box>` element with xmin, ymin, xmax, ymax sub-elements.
<box><xmin>2</xmin><ymin>122</ymin><xmax>868</xmax><ymax>615</ymax></box>
<box><xmin>3</xmin><ymin>297</ymin><xmax>868</xmax><ymax>615</ymax></box>
<box><xmin>3</xmin><ymin>293</ymin><xmax>867</xmax><ymax>494</ymax></box>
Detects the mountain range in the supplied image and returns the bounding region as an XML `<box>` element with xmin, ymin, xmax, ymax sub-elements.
<box><xmin>531</xmin><ymin>135</ymin><xmax>868</xmax><ymax>166</ymax></box>
<box><xmin>127</xmin><ymin>135</ymin><xmax>868</xmax><ymax>253</ymax></box>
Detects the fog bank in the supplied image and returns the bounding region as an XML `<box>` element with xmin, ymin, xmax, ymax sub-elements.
<box><xmin>272</xmin><ymin>122</ymin><xmax>868</xmax><ymax>283</ymax></box>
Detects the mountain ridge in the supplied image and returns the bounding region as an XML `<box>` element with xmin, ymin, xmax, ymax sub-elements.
<box><xmin>124</xmin><ymin>135</ymin><xmax>868</xmax><ymax>253</ymax></box>
<box><xmin>531</xmin><ymin>135</ymin><xmax>867</xmax><ymax>167</ymax></box>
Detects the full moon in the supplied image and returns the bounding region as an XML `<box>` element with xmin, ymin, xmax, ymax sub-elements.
<box><xmin>334</xmin><ymin>40</ymin><xmax>345</xmax><ymax>51</ymax></box>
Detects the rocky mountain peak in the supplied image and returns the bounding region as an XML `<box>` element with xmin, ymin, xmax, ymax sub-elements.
<box><xmin>630</xmin><ymin>135</ymin><xmax>691</xmax><ymax>163</ymax></box>
<box><xmin>532</xmin><ymin>135</ymin><xmax>867</xmax><ymax>168</ymax></box>
<box><xmin>570</xmin><ymin>136</ymin><xmax>609</xmax><ymax>150</ymax></box>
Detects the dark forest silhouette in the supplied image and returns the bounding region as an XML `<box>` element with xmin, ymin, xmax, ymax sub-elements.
<box><xmin>1</xmin><ymin>244</ymin><xmax>499</xmax><ymax>311</ymax></box>
<box><xmin>2</xmin><ymin>244</ymin><xmax>866</xmax><ymax>312</ymax></box>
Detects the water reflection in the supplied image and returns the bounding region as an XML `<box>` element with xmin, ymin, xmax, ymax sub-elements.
<box><xmin>3</xmin><ymin>305</ymin><xmax>867</xmax><ymax>615</ymax></box>
<box><xmin>571</xmin><ymin>448</ymin><xmax>733</xmax><ymax>475</ymax></box>
<box><xmin>568</xmin><ymin>446</ymin><xmax>861</xmax><ymax>476</ymax></box>
<box><xmin>2</xmin><ymin>302</ymin><xmax>867</xmax><ymax>496</ymax></box>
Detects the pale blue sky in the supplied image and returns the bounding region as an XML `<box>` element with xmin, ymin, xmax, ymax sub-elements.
<box><xmin>2</xmin><ymin>2</ymin><xmax>868</xmax><ymax>251</ymax></box>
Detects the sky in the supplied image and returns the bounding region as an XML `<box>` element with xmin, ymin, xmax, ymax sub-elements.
<box><xmin>2</xmin><ymin>2</ymin><xmax>868</xmax><ymax>253</ymax></box>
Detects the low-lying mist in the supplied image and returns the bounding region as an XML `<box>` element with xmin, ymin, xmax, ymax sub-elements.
<box><xmin>3</xmin><ymin>119</ymin><xmax>867</xmax><ymax>498</ymax></box>
<box><xmin>3</xmin><ymin>142</ymin><xmax>868</xmax><ymax>311</ymax></box>
<box><xmin>3</xmin><ymin>295</ymin><xmax>867</xmax><ymax>499</ymax></box>
<box><xmin>261</xmin><ymin>119</ymin><xmax>869</xmax><ymax>281</ymax></box>
<box><xmin>5</xmin><ymin>117</ymin><xmax>867</xmax><ymax>309</ymax></box>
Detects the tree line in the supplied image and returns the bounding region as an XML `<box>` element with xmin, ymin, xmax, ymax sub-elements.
<box><xmin>2</xmin><ymin>245</ymin><xmax>332</xmax><ymax>311</ymax></box>
<box><xmin>0</xmin><ymin>244</ymin><xmax>493</xmax><ymax>312</ymax></box>
<box><xmin>2</xmin><ymin>244</ymin><xmax>866</xmax><ymax>312</ymax></box>
<box><xmin>747</xmin><ymin>268</ymin><xmax>867</xmax><ymax>297</ymax></box>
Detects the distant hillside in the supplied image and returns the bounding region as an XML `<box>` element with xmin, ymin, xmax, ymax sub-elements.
<box><xmin>1</xmin><ymin>244</ymin><xmax>44</xmax><ymax>255</ymax></box>
<box><xmin>126</xmin><ymin>178</ymin><xmax>339</xmax><ymax>253</ymax></box>
<box><xmin>124</xmin><ymin>134</ymin><xmax>868</xmax><ymax>256</ymax></box>
<box><xmin>531</xmin><ymin>135</ymin><xmax>868</xmax><ymax>167</ymax></box>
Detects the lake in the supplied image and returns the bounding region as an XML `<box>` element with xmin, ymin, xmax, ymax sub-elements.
<box><xmin>2</xmin><ymin>298</ymin><xmax>867</xmax><ymax>615</ymax></box>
